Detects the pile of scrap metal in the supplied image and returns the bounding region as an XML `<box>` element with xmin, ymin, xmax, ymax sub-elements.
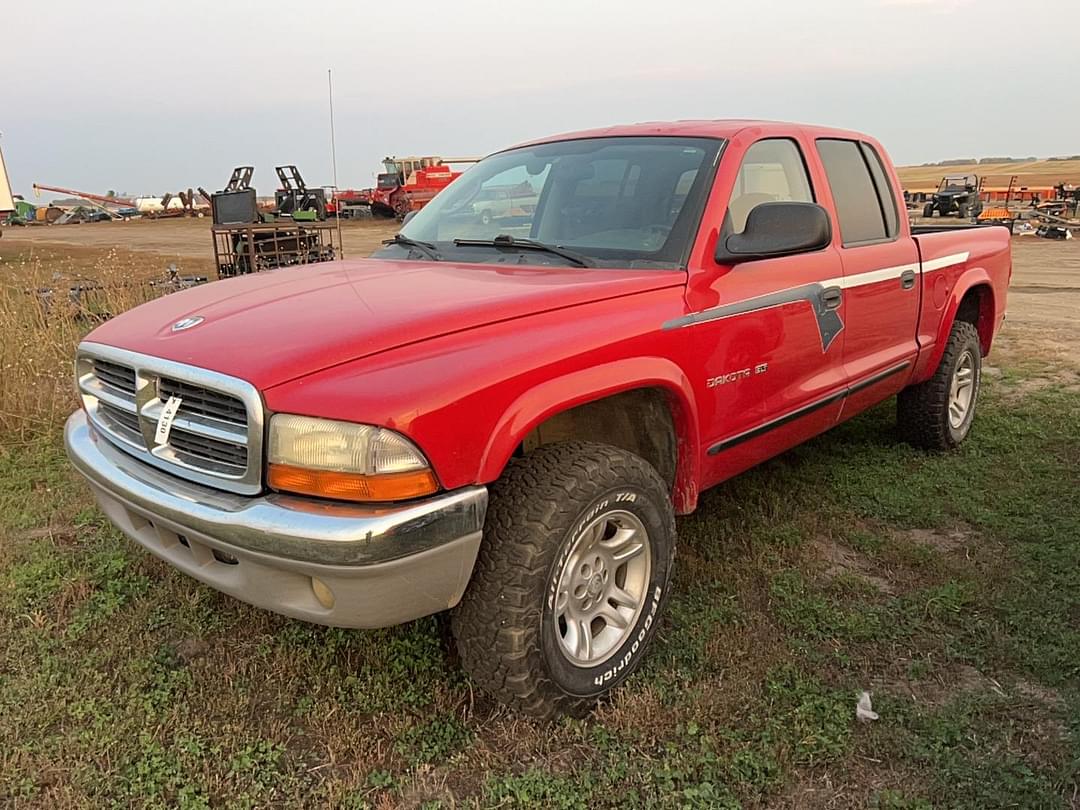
<box><xmin>209</xmin><ymin>166</ymin><xmax>341</xmax><ymax>278</ymax></box>
<box><xmin>30</xmin><ymin>183</ymin><xmax>210</xmax><ymax>221</ymax></box>
<box><xmin>30</xmin><ymin>265</ymin><xmax>208</xmax><ymax>321</ymax></box>
<box><xmin>1028</xmin><ymin>183</ymin><xmax>1079</xmax><ymax>239</ymax></box>
<box><xmin>54</xmin><ymin>206</ymin><xmax>114</xmax><ymax>225</ymax></box>
<box><xmin>966</xmin><ymin>176</ymin><xmax>1079</xmax><ymax>239</ymax></box>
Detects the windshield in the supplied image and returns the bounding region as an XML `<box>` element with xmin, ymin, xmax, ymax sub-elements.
<box><xmin>383</xmin><ymin>136</ymin><xmax>722</xmax><ymax>269</ymax></box>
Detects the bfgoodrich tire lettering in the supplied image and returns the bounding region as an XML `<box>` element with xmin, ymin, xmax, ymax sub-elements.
<box><xmin>451</xmin><ymin>441</ymin><xmax>675</xmax><ymax>719</ymax></box>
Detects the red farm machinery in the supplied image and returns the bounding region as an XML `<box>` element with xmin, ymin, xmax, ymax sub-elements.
<box><xmin>366</xmin><ymin>156</ymin><xmax>479</xmax><ymax>219</ymax></box>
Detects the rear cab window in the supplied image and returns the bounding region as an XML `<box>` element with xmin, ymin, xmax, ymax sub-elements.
<box><xmin>815</xmin><ymin>138</ymin><xmax>899</xmax><ymax>246</ymax></box>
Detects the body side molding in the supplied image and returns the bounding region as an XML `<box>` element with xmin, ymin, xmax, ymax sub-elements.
<box><xmin>707</xmin><ymin>361</ymin><xmax>911</xmax><ymax>455</ymax></box>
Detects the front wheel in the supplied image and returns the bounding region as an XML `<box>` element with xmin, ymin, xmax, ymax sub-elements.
<box><xmin>897</xmin><ymin>320</ymin><xmax>982</xmax><ymax>450</ymax></box>
<box><xmin>923</xmin><ymin>202</ymin><xmax>935</xmax><ymax>218</ymax></box>
<box><xmin>451</xmin><ymin>442</ymin><xmax>676</xmax><ymax>719</ymax></box>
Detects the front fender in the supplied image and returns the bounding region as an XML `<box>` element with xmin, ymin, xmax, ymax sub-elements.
<box><xmin>477</xmin><ymin>357</ymin><xmax>701</xmax><ymax>513</ymax></box>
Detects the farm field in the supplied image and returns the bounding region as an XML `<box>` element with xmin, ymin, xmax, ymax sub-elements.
<box><xmin>896</xmin><ymin>157</ymin><xmax>1080</xmax><ymax>191</ymax></box>
<box><xmin>0</xmin><ymin>221</ymin><xmax>1078</xmax><ymax>808</ymax></box>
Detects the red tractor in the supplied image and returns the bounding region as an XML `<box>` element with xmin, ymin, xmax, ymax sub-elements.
<box><xmin>370</xmin><ymin>156</ymin><xmax>478</xmax><ymax>219</ymax></box>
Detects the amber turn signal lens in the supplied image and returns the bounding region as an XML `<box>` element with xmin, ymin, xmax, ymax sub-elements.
<box><xmin>268</xmin><ymin>463</ymin><xmax>438</xmax><ymax>503</ymax></box>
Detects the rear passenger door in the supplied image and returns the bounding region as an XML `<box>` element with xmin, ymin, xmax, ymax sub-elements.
<box><xmin>815</xmin><ymin>139</ymin><xmax>919</xmax><ymax>400</ymax></box>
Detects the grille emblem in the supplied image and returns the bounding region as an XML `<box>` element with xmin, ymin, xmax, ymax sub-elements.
<box><xmin>171</xmin><ymin>316</ymin><xmax>204</xmax><ymax>332</ymax></box>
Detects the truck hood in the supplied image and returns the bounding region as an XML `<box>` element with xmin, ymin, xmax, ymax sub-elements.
<box><xmin>85</xmin><ymin>258</ymin><xmax>683</xmax><ymax>389</ymax></box>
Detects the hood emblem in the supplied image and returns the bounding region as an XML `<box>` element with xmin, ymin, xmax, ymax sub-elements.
<box><xmin>171</xmin><ymin>316</ymin><xmax>205</xmax><ymax>332</ymax></box>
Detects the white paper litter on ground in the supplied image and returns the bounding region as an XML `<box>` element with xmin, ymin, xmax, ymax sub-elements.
<box><xmin>856</xmin><ymin>691</ymin><xmax>879</xmax><ymax>722</ymax></box>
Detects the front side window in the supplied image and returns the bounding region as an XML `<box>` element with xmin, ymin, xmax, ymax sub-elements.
<box><xmin>384</xmin><ymin>136</ymin><xmax>723</xmax><ymax>269</ymax></box>
<box><xmin>726</xmin><ymin>138</ymin><xmax>814</xmax><ymax>233</ymax></box>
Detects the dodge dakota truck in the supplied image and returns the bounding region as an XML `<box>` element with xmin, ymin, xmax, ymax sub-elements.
<box><xmin>65</xmin><ymin>120</ymin><xmax>1011</xmax><ymax>718</ymax></box>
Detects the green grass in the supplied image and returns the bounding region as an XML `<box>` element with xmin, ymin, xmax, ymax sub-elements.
<box><xmin>1</xmin><ymin>372</ymin><xmax>1078</xmax><ymax>808</ymax></box>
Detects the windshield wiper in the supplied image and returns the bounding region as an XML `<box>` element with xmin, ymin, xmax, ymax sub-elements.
<box><xmin>383</xmin><ymin>234</ymin><xmax>442</xmax><ymax>261</ymax></box>
<box><xmin>452</xmin><ymin>234</ymin><xmax>594</xmax><ymax>267</ymax></box>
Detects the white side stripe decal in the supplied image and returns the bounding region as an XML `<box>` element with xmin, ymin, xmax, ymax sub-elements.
<box><xmin>663</xmin><ymin>251</ymin><xmax>972</xmax><ymax>337</ymax></box>
<box><xmin>921</xmin><ymin>251</ymin><xmax>970</xmax><ymax>274</ymax></box>
<box><xmin>821</xmin><ymin>251</ymin><xmax>969</xmax><ymax>291</ymax></box>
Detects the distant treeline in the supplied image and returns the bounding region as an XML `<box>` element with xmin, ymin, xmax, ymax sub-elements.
<box><xmin>917</xmin><ymin>156</ymin><xmax>1080</xmax><ymax>166</ymax></box>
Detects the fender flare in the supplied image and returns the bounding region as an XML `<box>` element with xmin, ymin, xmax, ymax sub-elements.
<box><xmin>476</xmin><ymin>357</ymin><xmax>702</xmax><ymax>513</ymax></box>
<box><xmin>919</xmin><ymin>266</ymin><xmax>995</xmax><ymax>379</ymax></box>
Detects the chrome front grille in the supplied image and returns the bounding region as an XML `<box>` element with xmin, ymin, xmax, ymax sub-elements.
<box><xmin>76</xmin><ymin>343</ymin><xmax>264</xmax><ymax>495</ymax></box>
<box><xmin>93</xmin><ymin>359</ymin><xmax>137</xmax><ymax>397</ymax></box>
<box><xmin>169</xmin><ymin>429</ymin><xmax>249</xmax><ymax>469</ymax></box>
<box><xmin>158</xmin><ymin>376</ymin><xmax>249</xmax><ymax>423</ymax></box>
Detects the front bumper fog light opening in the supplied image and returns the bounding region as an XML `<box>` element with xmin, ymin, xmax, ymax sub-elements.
<box><xmin>311</xmin><ymin>577</ymin><xmax>335</xmax><ymax>610</ymax></box>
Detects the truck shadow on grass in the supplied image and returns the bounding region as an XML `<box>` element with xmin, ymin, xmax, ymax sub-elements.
<box><xmin>1</xmin><ymin>373</ymin><xmax>1077</xmax><ymax>808</ymax></box>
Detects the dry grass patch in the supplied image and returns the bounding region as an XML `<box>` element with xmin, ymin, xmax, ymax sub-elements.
<box><xmin>0</xmin><ymin>243</ymin><xmax>212</xmax><ymax>441</ymax></box>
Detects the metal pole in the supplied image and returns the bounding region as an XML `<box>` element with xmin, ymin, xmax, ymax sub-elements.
<box><xmin>328</xmin><ymin>68</ymin><xmax>344</xmax><ymax>259</ymax></box>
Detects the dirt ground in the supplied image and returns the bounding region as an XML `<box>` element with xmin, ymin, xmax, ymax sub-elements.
<box><xmin>2</xmin><ymin>216</ymin><xmax>1076</xmax><ymax>368</ymax></box>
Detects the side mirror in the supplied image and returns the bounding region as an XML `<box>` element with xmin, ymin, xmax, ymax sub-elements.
<box><xmin>715</xmin><ymin>201</ymin><xmax>831</xmax><ymax>264</ymax></box>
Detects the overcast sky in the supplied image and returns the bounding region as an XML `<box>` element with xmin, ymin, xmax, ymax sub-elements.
<box><xmin>4</xmin><ymin>0</ymin><xmax>1076</xmax><ymax>198</ymax></box>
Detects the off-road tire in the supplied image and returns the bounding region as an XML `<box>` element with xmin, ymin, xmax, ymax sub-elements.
<box><xmin>451</xmin><ymin>441</ymin><xmax>676</xmax><ymax>720</ymax></box>
<box><xmin>957</xmin><ymin>204</ymin><xmax>969</xmax><ymax>219</ymax></box>
<box><xmin>923</xmin><ymin>202</ymin><xmax>935</xmax><ymax>218</ymax></box>
<box><xmin>897</xmin><ymin>320</ymin><xmax>982</xmax><ymax>450</ymax></box>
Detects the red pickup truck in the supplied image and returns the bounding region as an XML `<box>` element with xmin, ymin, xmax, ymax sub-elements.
<box><xmin>65</xmin><ymin>120</ymin><xmax>1010</xmax><ymax>718</ymax></box>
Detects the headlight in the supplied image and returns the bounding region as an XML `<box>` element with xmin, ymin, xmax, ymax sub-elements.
<box><xmin>267</xmin><ymin>414</ymin><xmax>438</xmax><ymax>502</ymax></box>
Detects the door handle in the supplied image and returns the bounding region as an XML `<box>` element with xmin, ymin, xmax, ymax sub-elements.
<box><xmin>821</xmin><ymin>286</ymin><xmax>842</xmax><ymax>310</ymax></box>
<box><xmin>900</xmin><ymin>270</ymin><xmax>916</xmax><ymax>290</ymax></box>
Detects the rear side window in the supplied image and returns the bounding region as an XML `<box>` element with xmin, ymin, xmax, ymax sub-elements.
<box><xmin>816</xmin><ymin>138</ymin><xmax>895</xmax><ymax>246</ymax></box>
<box><xmin>727</xmin><ymin>138</ymin><xmax>814</xmax><ymax>233</ymax></box>
<box><xmin>860</xmin><ymin>143</ymin><xmax>900</xmax><ymax>238</ymax></box>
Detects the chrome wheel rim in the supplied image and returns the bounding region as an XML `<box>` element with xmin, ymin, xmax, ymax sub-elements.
<box><xmin>553</xmin><ymin>509</ymin><xmax>651</xmax><ymax>667</ymax></box>
<box><xmin>949</xmin><ymin>350</ymin><xmax>976</xmax><ymax>429</ymax></box>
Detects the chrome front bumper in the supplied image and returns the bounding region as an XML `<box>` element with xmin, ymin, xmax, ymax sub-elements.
<box><xmin>64</xmin><ymin>410</ymin><xmax>487</xmax><ymax>628</ymax></box>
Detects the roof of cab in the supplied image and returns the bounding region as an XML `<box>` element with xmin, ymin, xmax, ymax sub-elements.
<box><xmin>508</xmin><ymin>119</ymin><xmax>875</xmax><ymax>151</ymax></box>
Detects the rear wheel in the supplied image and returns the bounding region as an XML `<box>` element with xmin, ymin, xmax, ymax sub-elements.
<box><xmin>898</xmin><ymin>320</ymin><xmax>982</xmax><ymax>450</ymax></box>
<box><xmin>923</xmin><ymin>202</ymin><xmax>935</xmax><ymax>218</ymax></box>
<box><xmin>452</xmin><ymin>442</ymin><xmax>676</xmax><ymax>719</ymax></box>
